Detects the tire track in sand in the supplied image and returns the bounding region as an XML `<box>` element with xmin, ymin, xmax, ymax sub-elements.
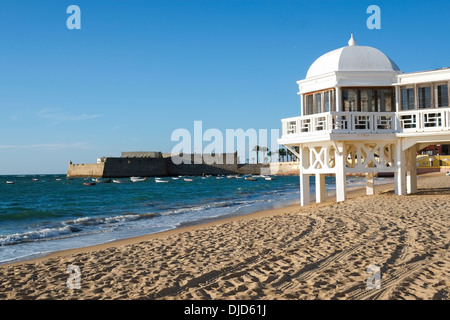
<box><xmin>272</xmin><ymin>233</ymin><xmax>382</xmax><ymax>293</ymax></box>
<box><xmin>345</xmin><ymin>253</ymin><xmax>432</xmax><ymax>300</ymax></box>
<box><xmin>149</xmin><ymin>214</ymin><xmax>324</xmax><ymax>299</ymax></box>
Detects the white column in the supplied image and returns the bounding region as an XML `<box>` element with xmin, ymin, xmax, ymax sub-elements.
<box><xmin>406</xmin><ymin>146</ymin><xmax>417</xmax><ymax>194</ymax></box>
<box><xmin>395</xmin><ymin>85</ymin><xmax>401</xmax><ymax>112</ymax></box>
<box><xmin>315</xmin><ymin>173</ymin><xmax>326</xmax><ymax>203</ymax></box>
<box><xmin>299</xmin><ymin>145</ymin><xmax>310</xmax><ymax>206</ymax></box>
<box><xmin>300</xmin><ymin>173</ymin><xmax>310</xmax><ymax>206</ymax></box>
<box><xmin>335</xmin><ymin>86</ymin><xmax>341</xmax><ymax>112</ymax></box>
<box><xmin>366</xmin><ymin>172</ymin><xmax>375</xmax><ymax>195</ymax></box>
<box><xmin>394</xmin><ymin>140</ymin><xmax>407</xmax><ymax>196</ymax></box>
<box><xmin>335</xmin><ymin>142</ymin><xmax>347</xmax><ymax>202</ymax></box>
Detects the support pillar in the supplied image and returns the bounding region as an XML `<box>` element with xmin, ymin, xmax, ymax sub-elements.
<box><xmin>366</xmin><ymin>172</ymin><xmax>375</xmax><ymax>195</ymax></box>
<box><xmin>335</xmin><ymin>142</ymin><xmax>347</xmax><ymax>202</ymax></box>
<box><xmin>299</xmin><ymin>145</ymin><xmax>310</xmax><ymax>206</ymax></box>
<box><xmin>300</xmin><ymin>173</ymin><xmax>310</xmax><ymax>206</ymax></box>
<box><xmin>406</xmin><ymin>146</ymin><xmax>417</xmax><ymax>194</ymax></box>
<box><xmin>395</xmin><ymin>140</ymin><xmax>407</xmax><ymax>196</ymax></box>
<box><xmin>335</xmin><ymin>86</ymin><xmax>342</xmax><ymax>112</ymax></box>
<box><xmin>315</xmin><ymin>173</ymin><xmax>326</xmax><ymax>203</ymax></box>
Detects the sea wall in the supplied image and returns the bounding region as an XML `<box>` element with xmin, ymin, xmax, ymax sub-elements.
<box><xmin>67</xmin><ymin>162</ymin><xmax>105</xmax><ymax>178</ymax></box>
<box><xmin>269</xmin><ymin>161</ymin><xmax>299</xmax><ymax>175</ymax></box>
<box><xmin>67</xmin><ymin>154</ymin><xmax>268</xmax><ymax>178</ymax></box>
<box><xmin>164</xmin><ymin>154</ymin><xmax>267</xmax><ymax>176</ymax></box>
<box><xmin>102</xmin><ymin>157</ymin><xmax>167</xmax><ymax>178</ymax></box>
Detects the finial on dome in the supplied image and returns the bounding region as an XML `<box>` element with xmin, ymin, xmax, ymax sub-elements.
<box><xmin>348</xmin><ymin>34</ymin><xmax>357</xmax><ymax>46</ymax></box>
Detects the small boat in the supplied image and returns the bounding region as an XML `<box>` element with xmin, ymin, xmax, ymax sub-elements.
<box><xmin>245</xmin><ymin>177</ymin><xmax>257</xmax><ymax>181</ymax></box>
<box><xmin>6</xmin><ymin>181</ymin><xmax>14</xmax><ymax>184</ymax></box>
<box><xmin>130</xmin><ymin>177</ymin><xmax>146</xmax><ymax>183</ymax></box>
<box><xmin>32</xmin><ymin>178</ymin><xmax>39</xmax><ymax>181</ymax></box>
<box><xmin>83</xmin><ymin>182</ymin><xmax>96</xmax><ymax>186</ymax></box>
<box><xmin>112</xmin><ymin>179</ymin><xmax>123</xmax><ymax>184</ymax></box>
<box><xmin>184</xmin><ymin>178</ymin><xmax>193</xmax><ymax>182</ymax></box>
<box><xmin>171</xmin><ymin>177</ymin><xmax>179</xmax><ymax>180</ymax></box>
<box><xmin>95</xmin><ymin>178</ymin><xmax>111</xmax><ymax>183</ymax></box>
<box><xmin>155</xmin><ymin>178</ymin><xmax>169</xmax><ymax>183</ymax></box>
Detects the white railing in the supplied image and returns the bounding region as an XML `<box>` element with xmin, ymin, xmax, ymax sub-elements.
<box><xmin>397</xmin><ymin>108</ymin><xmax>450</xmax><ymax>133</ymax></box>
<box><xmin>281</xmin><ymin>108</ymin><xmax>450</xmax><ymax>138</ymax></box>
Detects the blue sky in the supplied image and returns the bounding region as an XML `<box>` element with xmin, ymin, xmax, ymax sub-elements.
<box><xmin>0</xmin><ymin>0</ymin><xmax>449</xmax><ymax>174</ymax></box>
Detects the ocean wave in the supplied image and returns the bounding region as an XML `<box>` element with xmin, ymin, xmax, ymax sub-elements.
<box><xmin>0</xmin><ymin>212</ymin><xmax>161</xmax><ymax>246</ymax></box>
<box><xmin>0</xmin><ymin>179</ymin><xmax>301</xmax><ymax>247</ymax></box>
<box><xmin>0</xmin><ymin>226</ymin><xmax>75</xmax><ymax>246</ymax></box>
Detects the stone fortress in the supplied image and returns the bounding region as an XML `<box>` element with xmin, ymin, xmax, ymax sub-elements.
<box><xmin>67</xmin><ymin>151</ymin><xmax>269</xmax><ymax>178</ymax></box>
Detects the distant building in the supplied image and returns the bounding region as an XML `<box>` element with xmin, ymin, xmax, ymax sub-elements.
<box><xmin>121</xmin><ymin>151</ymin><xmax>160</xmax><ymax>158</ymax></box>
<box><xmin>278</xmin><ymin>34</ymin><xmax>450</xmax><ymax>206</ymax></box>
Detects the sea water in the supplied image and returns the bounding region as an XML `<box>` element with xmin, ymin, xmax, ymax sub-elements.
<box><xmin>0</xmin><ymin>174</ymin><xmax>392</xmax><ymax>264</ymax></box>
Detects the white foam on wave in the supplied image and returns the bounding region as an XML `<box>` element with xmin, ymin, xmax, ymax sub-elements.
<box><xmin>0</xmin><ymin>226</ymin><xmax>73</xmax><ymax>245</ymax></box>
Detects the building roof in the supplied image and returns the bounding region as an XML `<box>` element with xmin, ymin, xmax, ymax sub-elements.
<box><xmin>305</xmin><ymin>34</ymin><xmax>401</xmax><ymax>79</ymax></box>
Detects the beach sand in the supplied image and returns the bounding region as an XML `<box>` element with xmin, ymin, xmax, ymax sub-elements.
<box><xmin>0</xmin><ymin>173</ymin><xmax>449</xmax><ymax>300</ymax></box>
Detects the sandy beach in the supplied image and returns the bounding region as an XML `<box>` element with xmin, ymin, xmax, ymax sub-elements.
<box><xmin>0</xmin><ymin>172</ymin><xmax>449</xmax><ymax>300</ymax></box>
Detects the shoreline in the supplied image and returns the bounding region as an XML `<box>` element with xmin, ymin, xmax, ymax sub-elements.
<box><xmin>1</xmin><ymin>172</ymin><xmax>448</xmax><ymax>300</ymax></box>
<box><xmin>1</xmin><ymin>174</ymin><xmax>397</xmax><ymax>268</ymax></box>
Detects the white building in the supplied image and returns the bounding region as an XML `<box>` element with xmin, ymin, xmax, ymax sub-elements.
<box><xmin>278</xmin><ymin>35</ymin><xmax>450</xmax><ymax>206</ymax></box>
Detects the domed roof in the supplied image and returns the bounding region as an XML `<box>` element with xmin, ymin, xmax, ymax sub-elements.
<box><xmin>306</xmin><ymin>34</ymin><xmax>401</xmax><ymax>79</ymax></box>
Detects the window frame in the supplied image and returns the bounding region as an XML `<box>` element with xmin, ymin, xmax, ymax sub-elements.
<box><xmin>341</xmin><ymin>87</ymin><xmax>394</xmax><ymax>113</ymax></box>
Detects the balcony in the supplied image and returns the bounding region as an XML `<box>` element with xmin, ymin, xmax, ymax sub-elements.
<box><xmin>280</xmin><ymin>108</ymin><xmax>450</xmax><ymax>143</ymax></box>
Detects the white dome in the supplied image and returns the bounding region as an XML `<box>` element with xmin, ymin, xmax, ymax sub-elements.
<box><xmin>306</xmin><ymin>36</ymin><xmax>401</xmax><ymax>78</ymax></box>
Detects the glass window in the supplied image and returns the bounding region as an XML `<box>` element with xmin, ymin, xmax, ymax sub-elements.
<box><xmin>324</xmin><ymin>91</ymin><xmax>330</xmax><ymax>112</ymax></box>
<box><xmin>401</xmin><ymin>88</ymin><xmax>415</xmax><ymax>110</ymax></box>
<box><xmin>360</xmin><ymin>89</ymin><xmax>375</xmax><ymax>112</ymax></box>
<box><xmin>315</xmin><ymin>93</ymin><xmax>322</xmax><ymax>113</ymax></box>
<box><xmin>343</xmin><ymin>89</ymin><xmax>358</xmax><ymax>112</ymax></box>
<box><xmin>437</xmin><ymin>84</ymin><xmax>448</xmax><ymax>107</ymax></box>
<box><xmin>305</xmin><ymin>94</ymin><xmax>313</xmax><ymax>115</ymax></box>
<box><xmin>418</xmin><ymin>86</ymin><xmax>431</xmax><ymax>109</ymax></box>
<box><xmin>377</xmin><ymin>88</ymin><xmax>393</xmax><ymax>112</ymax></box>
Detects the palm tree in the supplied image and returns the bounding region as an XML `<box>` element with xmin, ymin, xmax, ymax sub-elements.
<box><xmin>286</xmin><ymin>146</ymin><xmax>299</xmax><ymax>162</ymax></box>
<box><xmin>252</xmin><ymin>145</ymin><xmax>260</xmax><ymax>163</ymax></box>
<box><xmin>278</xmin><ymin>148</ymin><xmax>287</xmax><ymax>162</ymax></box>
<box><xmin>260</xmin><ymin>146</ymin><xmax>268</xmax><ymax>163</ymax></box>
<box><xmin>267</xmin><ymin>150</ymin><xmax>272</xmax><ymax>163</ymax></box>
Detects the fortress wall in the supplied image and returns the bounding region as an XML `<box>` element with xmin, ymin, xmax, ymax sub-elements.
<box><xmin>102</xmin><ymin>157</ymin><xmax>167</xmax><ymax>178</ymax></box>
<box><xmin>165</xmin><ymin>160</ymin><xmax>239</xmax><ymax>176</ymax></box>
<box><xmin>67</xmin><ymin>153</ymin><xmax>267</xmax><ymax>178</ymax></box>
<box><xmin>165</xmin><ymin>160</ymin><xmax>268</xmax><ymax>176</ymax></box>
<box><xmin>165</xmin><ymin>153</ymin><xmax>241</xmax><ymax>175</ymax></box>
<box><xmin>67</xmin><ymin>163</ymin><xmax>105</xmax><ymax>178</ymax></box>
<box><xmin>268</xmin><ymin>161</ymin><xmax>300</xmax><ymax>175</ymax></box>
<box><xmin>236</xmin><ymin>163</ymin><xmax>270</xmax><ymax>175</ymax></box>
